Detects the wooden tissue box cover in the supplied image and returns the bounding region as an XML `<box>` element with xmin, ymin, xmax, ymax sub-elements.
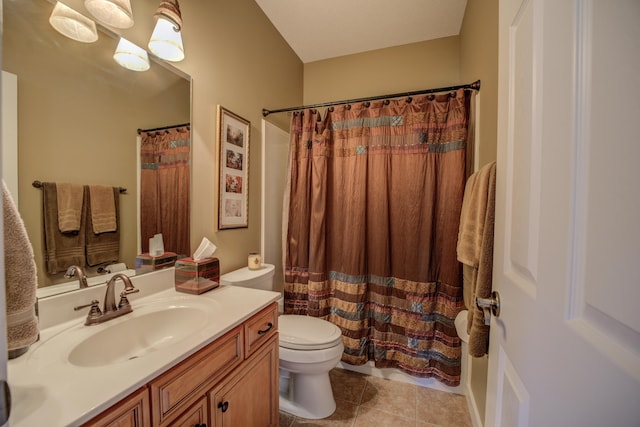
<box><xmin>174</xmin><ymin>257</ymin><xmax>220</xmax><ymax>295</ymax></box>
<box><xmin>135</xmin><ymin>252</ymin><xmax>178</xmax><ymax>274</ymax></box>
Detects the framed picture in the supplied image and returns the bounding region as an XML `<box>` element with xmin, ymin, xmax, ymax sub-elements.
<box><xmin>217</xmin><ymin>105</ymin><xmax>250</xmax><ymax>229</ymax></box>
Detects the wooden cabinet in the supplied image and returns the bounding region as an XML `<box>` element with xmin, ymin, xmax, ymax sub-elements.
<box><xmin>209</xmin><ymin>335</ymin><xmax>278</xmax><ymax>427</ymax></box>
<box><xmin>150</xmin><ymin>326</ymin><xmax>244</xmax><ymax>426</ymax></box>
<box><xmin>82</xmin><ymin>302</ymin><xmax>279</xmax><ymax>427</ymax></box>
<box><xmin>82</xmin><ymin>387</ymin><xmax>150</xmax><ymax>427</ymax></box>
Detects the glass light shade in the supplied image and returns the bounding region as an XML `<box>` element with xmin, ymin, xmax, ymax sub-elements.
<box><xmin>84</xmin><ymin>0</ymin><xmax>134</xmax><ymax>29</ymax></box>
<box><xmin>113</xmin><ymin>38</ymin><xmax>150</xmax><ymax>72</ymax></box>
<box><xmin>49</xmin><ymin>2</ymin><xmax>98</xmax><ymax>43</ymax></box>
<box><xmin>148</xmin><ymin>17</ymin><xmax>184</xmax><ymax>62</ymax></box>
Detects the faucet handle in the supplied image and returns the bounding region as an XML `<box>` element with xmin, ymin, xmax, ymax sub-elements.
<box><xmin>118</xmin><ymin>292</ymin><xmax>131</xmax><ymax>310</ymax></box>
<box><xmin>73</xmin><ymin>300</ymin><xmax>102</xmax><ymax>321</ymax></box>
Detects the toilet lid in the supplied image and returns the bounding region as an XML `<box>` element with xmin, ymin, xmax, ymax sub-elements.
<box><xmin>279</xmin><ymin>315</ymin><xmax>343</xmax><ymax>350</ymax></box>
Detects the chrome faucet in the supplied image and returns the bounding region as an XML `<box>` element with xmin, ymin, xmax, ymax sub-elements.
<box><xmin>74</xmin><ymin>273</ymin><xmax>139</xmax><ymax>325</ymax></box>
<box><xmin>64</xmin><ymin>265</ymin><xmax>88</xmax><ymax>288</ymax></box>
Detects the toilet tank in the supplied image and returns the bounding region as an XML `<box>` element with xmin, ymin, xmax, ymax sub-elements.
<box><xmin>220</xmin><ymin>264</ymin><xmax>275</xmax><ymax>291</ymax></box>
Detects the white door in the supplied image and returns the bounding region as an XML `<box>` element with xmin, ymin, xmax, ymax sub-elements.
<box><xmin>487</xmin><ymin>0</ymin><xmax>640</xmax><ymax>426</ymax></box>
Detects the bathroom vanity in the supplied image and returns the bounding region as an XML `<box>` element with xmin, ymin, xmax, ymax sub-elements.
<box><xmin>7</xmin><ymin>269</ymin><xmax>280</xmax><ymax>426</ymax></box>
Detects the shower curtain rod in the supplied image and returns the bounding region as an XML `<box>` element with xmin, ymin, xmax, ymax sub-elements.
<box><xmin>32</xmin><ymin>180</ymin><xmax>127</xmax><ymax>193</ymax></box>
<box><xmin>262</xmin><ymin>80</ymin><xmax>480</xmax><ymax>117</ymax></box>
<box><xmin>137</xmin><ymin>122</ymin><xmax>190</xmax><ymax>134</ymax></box>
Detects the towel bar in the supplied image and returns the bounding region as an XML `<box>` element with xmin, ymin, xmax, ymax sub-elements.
<box><xmin>32</xmin><ymin>180</ymin><xmax>127</xmax><ymax>194</ymax></box>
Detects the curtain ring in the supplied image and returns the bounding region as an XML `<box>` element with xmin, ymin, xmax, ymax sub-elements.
<box><xmin>449</xmin><ymin>91</ymin><xmax>456</xmax><ymax>98</ymax></box>
<box><xmin>383</xmin><ymin>99</ymin><xmax>390</xmax><ymax>105</ymax></box>
<box><xmin>328</xmin><ymin>106</ymin><xmax>334</xmax><ymax>112</ymax></box>
<box><xmin>346</xmin><ymin>104</ymin><xmax>351</xmax><ymax>110</ymax></box>
<box><xmin>364</xmin><ymin>101</ymin><xmax>370</xmax><ymax>108</ymax></box>
<box><xmin>406</xmin><ymin>96</ymin><xmax>412</xmax><ymax>103</ymax></box>
<box><xmin>428</xmin><ymin>95</ymin><xmax>435</xmax><ymax>101</ymax></box>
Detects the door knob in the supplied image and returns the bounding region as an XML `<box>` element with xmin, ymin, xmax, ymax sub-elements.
<box><xmin>476</xmin><ymin>291</ymin><xmax>500</xmax><ymax>325</ymax></box>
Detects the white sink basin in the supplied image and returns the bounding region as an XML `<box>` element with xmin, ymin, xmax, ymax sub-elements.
<box><xmin>68</xmin><ymin>305</ymin><xmax>208</xmax><ymax>367</ymax></box>
<box><xmin>27</xmin><ymin>295</ymin><xmax>217</xmax><ymax>368</ymax></box>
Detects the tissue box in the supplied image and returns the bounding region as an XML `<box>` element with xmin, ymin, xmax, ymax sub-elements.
<box><xmin>135</xmin><ymin>252</ymin><xmax>178</xmax><ymax>274</ymax></box>
<box><xmin>174</xmin><ymin>257</ymin><xmax>220</xmax><ymax>295</ymax></box>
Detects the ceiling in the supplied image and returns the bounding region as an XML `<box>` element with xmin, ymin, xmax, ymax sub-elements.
<box><xmin>254</xmin><ymin>0</ymin><xmax>468</xmax><ymax>63</ymax></box>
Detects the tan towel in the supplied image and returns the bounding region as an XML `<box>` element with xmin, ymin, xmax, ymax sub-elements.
<box><xmin>88</xmin><ymin>185</ymin><xmax>117</xmax><ymax>234</ymax></box>
<box><xmin>85</xmin><ymin>186</ymin><xmax>120</xmax><ymax>266</ymax></box>
<box><xmin>43</xmin><ymin>182</ymin><xmax>86</xmax><ymax>274</ymax></box>
<box><xmin>457</xmin><ymin>161</ymin><xmax>496</xmax><ymax>357</ymax></box>
<box><xmin>3</xmin><ymin>180</ymin><xmax>39</xmax><ymax>353</ymax></box>
<box><xmin>56</xmin><ymin>182</ymin><xmax>84</xmax><ymax>233</ymax></box>
<box><xmin>457</xmin><ymin>162</ymin><xmax>494</xmax><ymax>267</ymax></box>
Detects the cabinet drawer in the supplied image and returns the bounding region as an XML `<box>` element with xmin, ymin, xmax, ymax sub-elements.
<box><xmin>150</xmin><ymin>325</ymin><xmax>243</xmax><ymax>425</ymax></box>
<box><xmin>82</xmin><ymin>387</ymin><xmax>150</xmax><ymax>427</ymax></box>
<box><xmin>244</xmin><ymin>303</ymin><xmax>278</xmax><ymax>358</ymax></box>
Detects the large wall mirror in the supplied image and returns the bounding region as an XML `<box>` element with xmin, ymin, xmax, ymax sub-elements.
<box><xmin>2</xmin><ymin>0</ymin><xmax>191</xmax><ymax>296</ymax></box>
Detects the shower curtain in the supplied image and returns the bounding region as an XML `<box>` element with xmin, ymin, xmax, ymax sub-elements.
<box><xmin>284</xmin><ymin>90</ymin><xmax>473</xmax><ymax>386</ymax></box>
<box><xmin>140</xmin><ymin>126</ymin><xmax>191</xmax><ymax>257</ymax></box>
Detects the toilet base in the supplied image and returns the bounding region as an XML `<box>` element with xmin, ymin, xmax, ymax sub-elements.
<box><xmin>279</xmin><ymin>371</ymin><xmax>336</xmax><ymax>419</ymax></box>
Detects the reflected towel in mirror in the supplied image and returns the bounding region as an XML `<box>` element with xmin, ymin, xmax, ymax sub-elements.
<box><xmin>56</xmin><ymin>182</ymin><xmax>84</xmax><ymax>233</ymax></box>
<box><xmin>42</xmin><ymin>182</ymin><xmax>86</xmax><ymax>274</ymax></box>
<box><xmin>85</xmin><ymin>186</ymin><xmax>120</xmax><ymax>266</ymax></box>
<box><xmin>88</xmin><ymin>185</ymin><xmax>117</xmax><ymax>234</ymax></box>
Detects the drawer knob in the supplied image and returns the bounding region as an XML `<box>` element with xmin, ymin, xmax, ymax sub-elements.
<box><xmin>257</xmin><ymin>322</ymin><xmax>273</xmax><ymax>335</ymax></box>
<box><xmin>218</xmin><ymin>400</ymin><xmax>229</xmax><ymax>413</ymax></box>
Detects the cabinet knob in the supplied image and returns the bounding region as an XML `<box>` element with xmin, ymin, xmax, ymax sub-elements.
<box><xmin>218</xmin><ymin>400</ymin><xmax>229</xmax><ymax>413</ymax></box>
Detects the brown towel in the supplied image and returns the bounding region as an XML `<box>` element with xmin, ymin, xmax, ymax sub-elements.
<box><xmin>56</xmin><ymin>182</ymin><xmax>84</xmax><ymax>233</ymax></box>
<box><xmin>457</xmin><ymin>161</ymin><xmax>496</xmax><ymax>357</ymax></box>
<box><xmin>85</xmin><ymin>186</ymin><xmax>120</xmax><ymax>266</ymax></box>
<box><xmin>3</xmin><ymin>180</ymin><xmax>39</xmax><ymax>353</ymax></box>
<box><xmin>88</xmin><ymin>185</ymin><xmax>117</xmax><ymax>234</ymax></box>
<box><xmin>43</xmin><ymin>182</ymin><xmax>86</xmax><ymax>274</ymax></box>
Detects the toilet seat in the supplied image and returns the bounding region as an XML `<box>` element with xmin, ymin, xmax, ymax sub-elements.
<box><xmin>279</xmin><ymin>315</ymin><xmax>343</xmax><ymax>350</ymax></box>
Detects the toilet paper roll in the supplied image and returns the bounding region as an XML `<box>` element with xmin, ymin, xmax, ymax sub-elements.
<box><xmin>106</xmin><ymin>262</ymin><xmax>127</xmax><ymax>273</ymax></box>
<box><xmin>455</xmin><ymin>310</ymin><xmax>470</xmax><ymax>343</ymax></box>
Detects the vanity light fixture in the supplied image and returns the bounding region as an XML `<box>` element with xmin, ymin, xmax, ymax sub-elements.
<box><xmin>148</xmin><ymin>0</ymin><xmax>185</xmax><ymax>62</ymax></box>
<box><xmin>49</xmin><ymin>2</ymin><xmax>98</xmax><ymax>43</ymax></box>
<box><xmin>113</xmin><ymin>38</ymin><xmax>150</xmax><ymax>72</ymax></box>
<box><xmin>84</xmin><ymin>0</ymin><xmax>134</xmax><ymax>29</ymax></box>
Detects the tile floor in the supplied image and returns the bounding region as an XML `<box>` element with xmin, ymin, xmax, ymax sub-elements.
<box><xmin>279</xmin><ymin>368</ymin><xmax>473</xmax><ymax>427</ymax></box>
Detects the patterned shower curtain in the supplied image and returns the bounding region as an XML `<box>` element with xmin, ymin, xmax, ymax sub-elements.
<box><xmin>140</xmin><ymin>126</ymin><xmax>191</xmax><ymax>257</ymax></box>
<box><xmin>284</xmin><ymin>89</ymin><xmax>473</xmax><ymax>386</ymax></box>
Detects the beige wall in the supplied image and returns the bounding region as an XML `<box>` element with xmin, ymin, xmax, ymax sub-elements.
<box><xmin>303</xmin><ymin>36</ymin><xmax>461</xmax><ymax>104</ymax></box>
<box><xmin>461</xmin><ymin>0</ymin><xmax>499</xmax><ymax>168</ymax></box>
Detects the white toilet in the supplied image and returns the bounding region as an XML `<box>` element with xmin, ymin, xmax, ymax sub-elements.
<box><xmin>220</xmin><ymin>264</ymin><xmax>344</xmax><ymax>419</ymax></box>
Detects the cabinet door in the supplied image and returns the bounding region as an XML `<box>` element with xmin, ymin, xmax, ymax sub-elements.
<box><xmin>82</xmin><ymin>387</ymin><xmax>150</xmax><ymax>427</ymax></box>
<box><xmin>168</xmin><ymin>396</ymin><xmax>208</xmax><ymax>427</ymax></box>
<box><xmin>209</xmin><ymin>335</ymin><xmax>278</xmax><ymax>427</ymax></box>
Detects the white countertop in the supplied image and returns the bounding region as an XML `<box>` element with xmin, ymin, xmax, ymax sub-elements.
<box><xmin>8</xmin><ymin>269</ymin><xmax>280</xmax><ymax>426</ymax></box>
